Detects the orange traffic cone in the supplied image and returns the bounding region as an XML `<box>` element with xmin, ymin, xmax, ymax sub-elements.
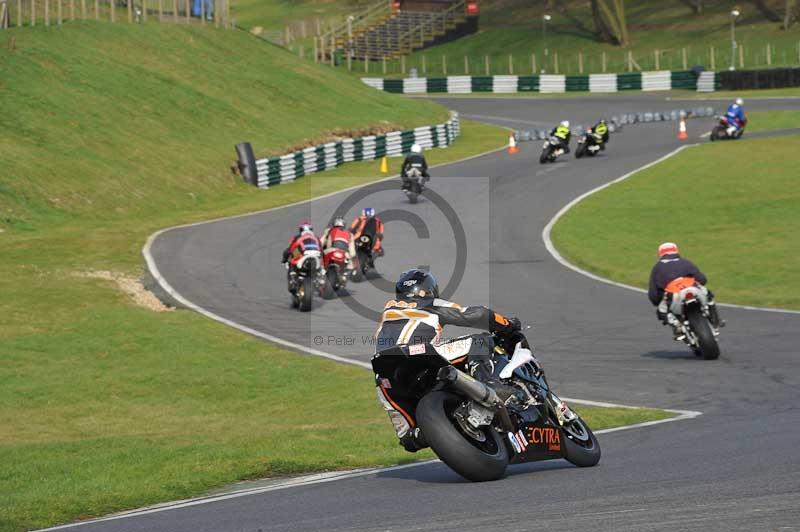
<box><xmin>677</xmin><ymin>118</ymin><xmax>688</xmax><ymax>140</ymax></box>
<box><xmin>507</xmin><ymin>134</ymin><xmax>519</xmax><ymax>154</ymax></box>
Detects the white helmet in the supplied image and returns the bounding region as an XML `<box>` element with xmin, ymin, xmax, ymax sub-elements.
<box><xmin>560</xmin><ymin>120</ymin><xmax>570</xmax><ymax>128</ymax></box>
<box><xmin>735</xmin><ymin>98</ymin><xmax>743</xmax><ymax>106</ymax></box>
<box><xmin>411</xmin><ymin>143</ymin><xmax>422</xmax><ymax>154</ymax></box>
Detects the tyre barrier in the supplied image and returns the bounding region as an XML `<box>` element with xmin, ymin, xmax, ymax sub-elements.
<box><xmin>236</xmin><ymin>112</ymin><xmax>461</xmax><ymax>188</ymax></box>
<box><xmin>512</xmin><ymin>107</ymin><xmax>715</xmax><ymax>143</ymax></box>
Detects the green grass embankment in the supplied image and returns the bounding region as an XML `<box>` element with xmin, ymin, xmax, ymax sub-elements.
<box><xmin>552</xmin><ymin>135</ymin><xmax>800</xmax><ymax>310</ymax></box>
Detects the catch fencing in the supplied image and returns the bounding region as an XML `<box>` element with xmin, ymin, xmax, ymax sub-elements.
<box><xmin>0</xmin><ymin>0</ymin><xmax>232</xmax><ymax>28</ymax></box>
<box><xmin>361</xmin><ymin>70</ymin><xmax>712</xmax><ymax>94</ymax></box>
<box><xmin>236</xmin><ymin>112</ymin><xmax>461</xmax><ymax>189</ymax></box>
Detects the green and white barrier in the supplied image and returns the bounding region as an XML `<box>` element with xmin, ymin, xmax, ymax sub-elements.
<box><xmin>252</xmin><ymin>112</ymin><xmax>460</xmax><ymax>188</ymax></box>
<box><xmin>362</xmin><ymin>70</ymin><xmax>715</xmax><ymax>94</ymax></box>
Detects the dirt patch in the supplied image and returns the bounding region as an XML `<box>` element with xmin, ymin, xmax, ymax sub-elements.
<box><xmin>263</xmin><ymin>121</ymin><xmax>404</xmax><ymax>157</ymax></box>
<box><xmin>76</xmin><ymin>271</ymin><xmax>174</xmax><ymax>312</ymax></box>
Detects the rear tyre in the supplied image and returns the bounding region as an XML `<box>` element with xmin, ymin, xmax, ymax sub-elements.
<box><xmin>298</xmin><ymin>276</ymin><xmax>314</xmax><ymax>312</ymax></box>
<box><xmin>562</xmin><ymin>417</ymin><xmax>601</xmax><ymax>467</ymax></box>
<box><xmin>710</xmin><ymin>127</ymin><xmax>722</xmax><ymax>141</ymax></box>
<box><xmin>575</xmin><ymin>143</ymin><xmax>586</xmax><ymax>158</ymax></box>
<box><xmin>687</xmin><ymin>307</ymin><xmax>720</xmax><ymax>360</ymax></box>
<box><xmin>408</xmin><ymin>192</ymin><xmax>418</xmax><ymax>204</ymax></box>
<box><xmin>416</xmin><ymin>391</ymin><xmax>509</xmax><ymax>482</ymax></box>
<box><xmin>321</xmin><ymin>268</ymin><xmax>337</xmax><ymax>299</ymax></box>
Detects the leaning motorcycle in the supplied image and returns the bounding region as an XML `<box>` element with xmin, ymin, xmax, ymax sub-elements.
<box><xmin>320</xmin><ymin>246</ymin><xmax>351</xmax><ymax>299</ymax></box>
<box><xmin>372</xmin><ymin>330</ymin><xmax>601</xmax><ymax>482</ymax></box>
<box><xmin>575</xmin><ymin>130</ymin><xmax>603</xmax><ymax>158</ymax></box>
<box><xmin>287</xmin><ymin>249</ymin><xmax>324</xmax><ymax>311</ymax></box>
<box><xmin>351</xmin><ymin>233</ymin><xmax>377</xmax><ymax>282</ymax></box>
<box><xmin>540</xmin><ymin>136</ymin><xmax>567</xmax><ymax>164</ymax></box>
<box><xmin>403</xmin><ymin>168</ymin><xmax>426</xmax><ymax>204</ymax></box>
<box><xmin>664</xmin><ymin>277</ymin><xmax>721</xmax><ymax>360</ymax></box>
<box><xmin>710</xmin><ymin>116</ymin><xmax>744</xmax><ymax>141</ymax></box>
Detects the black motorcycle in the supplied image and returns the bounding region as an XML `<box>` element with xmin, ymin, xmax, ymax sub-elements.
<box><xmin>403</xmin><ymin>168</ymin><xmax>426</xmax><ymax>204</ymax></box>
<box><xmin>372</xmin><ymin>331</ymin><xmax>601</xmax><ymax>482</ymax></box>
<box><xmin>575</xmin><ymin>130</ymin><xmax>604</xmax><ymax>158</ymax></box>
<box><xmin>539</xmin><ymin>135</ymin><xmax>568</xmax><ymax>164</ymax></box>
<box><xmin>287</xmin><ymin>250</ymin><xmax>323</xmax><ymax>311</ymax></box>
<box><xmin>351</xmin><ymin>233</ymin><xmax>378</xmax><ymax>282</ymax></box>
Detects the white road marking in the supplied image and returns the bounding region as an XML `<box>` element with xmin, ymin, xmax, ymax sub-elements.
<box><xmin>541</xmin><ymin>145</ymin><xmax>800</xmax><ymax>315</ymax></box>
<box><xmin>699</xmin><ymin>131</ymin><xmax>711</xmax><ymax>138</ymax></box>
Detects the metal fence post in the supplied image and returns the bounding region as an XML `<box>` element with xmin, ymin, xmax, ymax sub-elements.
<box><xmin>93</xmin><ymin>0</ymin><xmax>97</xmax><ymax>20</ymax></box>
<box><xmin>602</xmin><ymin>51</ymin><xmax>607</xmax><ymax>72</ymax></box>
<box><xmin>464</xmin><ymin>55</ymin><xmax>468</xmax><ymax>74</ymax></box>
<box><xmin>531</xmin><ymin>52</ymin><xmax>536</xmax><ymax>74</ymax></box>
<box><xmin>44</xmin><ymin>0</ymin><xmax>49</xmax><ymax>26</ymax></box>
<box><xmin>682</xmin><ymin>47</ymin><xmax>687</xmax><ymax>70</ymax></box>
<box><xmin>508</xmin><ymin>53</ymin><xmax>513</xmax><ymax>74</ymax></box>
<box><xmin>578</xmin><ymin>50</ymin><xmax>583</xmax><ymax>73</ymax></box>
<box><xmin>484</xmin><ymin>54</ymin><xmax>489</xmax><ymax>75</ymax></box>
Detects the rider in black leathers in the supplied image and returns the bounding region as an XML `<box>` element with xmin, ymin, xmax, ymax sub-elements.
<box><xmin>400</xmin><ymin>143</ymin><xmax>430</xmax><ymax>190</ymax></box>
<box><xmin>374</xmin><ymin>269</ymin><xmax>522</xmax><ymax>452</ymax></box>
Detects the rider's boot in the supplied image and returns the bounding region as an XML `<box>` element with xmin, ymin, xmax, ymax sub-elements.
<box><xmin>666</xmin><ymin>313</ymin><xmax>684</xmax><ymax>340</ymax></box>
<box><xmin>399</xmin><ymin>427</ymin><xmax>428</xmax><ymax>453</ymax></box>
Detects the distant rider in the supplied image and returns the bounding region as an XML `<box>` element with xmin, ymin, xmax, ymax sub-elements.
<box><xmin>319</xmin><ymin>216</ymin><xmax>356</xmax><ymax>265</ymax></box>
<box><xmin>592</xmin><ymin>119</ymin><xmax>609</xmax><ymax>150</ymax></box>
<box><xmin>374</xmin><ymin>269</ymin><xmax>524</xmax><ymax>452</ymax></box>
<box><xmin>725</xmin><ymin>97</ymin><xmax>747</xmax><ymax>137</ymax></box>
<box><xmin>350</xmin><ymin>207</ymin><xmax>385</xmax><ymax>258</ymax></box>
<box><xmin>648</xmin><ymin>242</ymin><xmax>724</xmax><ymax>337</ymax></box>
<box><xmin>400</xmin><ymin>143</ymin><xmax>430</xmax><ymax>191</ymax></box>
<box><xmin>550</xmin><ymin>120</ymin><xmax>572</xmax><ymax>154</ymax></box>
<box><xmin>281</xmin><ymin>221</ymin><xmax>322</xmax><ymax>293</ymax></box>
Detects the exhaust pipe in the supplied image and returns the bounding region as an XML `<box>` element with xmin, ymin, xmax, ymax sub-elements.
<box><xmin>437</xmin><ymin>366</ymin><xmax>515</xmax><ymax>432</ymax></box>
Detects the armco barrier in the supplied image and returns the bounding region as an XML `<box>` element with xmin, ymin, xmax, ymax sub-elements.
<box><xmin>493</xmin><ymin>75</ymin><xmax>518</xmax><ymax>93</ymax></box>
<box><xmin>540</xmin><ymin>74</ymin><xmax>566</xmax><ymax>93</ymax></box>
<box><xmin>642</xmin><ymin>71</ymin><xmax>671</xmax><ymax>91</ymax></box>
<box><xmin>589</xmin><ymin>74</ymin><xmax>617</xmax><ymax>93</ymax></box>
<box><xmin>617</xmin><ymin>72</ymin><xmax>642</xmax><ymax>91</ymax></box>
<box><xmin>566</xmin><ymin>75</ymin><xmax>590</xmax><ymax>92</ymax></box>
<box><xmin>363</xmin><ymin>69</ymin><xmax>713</xmax><ymax>94</ymax></box>
<box><xmin>243</xmin><ymin>112</ymin><xmax>460</xmax><ymax>188</ymax></box>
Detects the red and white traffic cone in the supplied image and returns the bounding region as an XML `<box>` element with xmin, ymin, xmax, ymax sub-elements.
<box><xmin>677</xmin><ymin>118</ymin><xmax>689</xmax><ymax>140</ymax></box>
<box><xmin>507</xmin><ymin>134</ymin><xmax>519</xmax><ymax>154</ymax></box>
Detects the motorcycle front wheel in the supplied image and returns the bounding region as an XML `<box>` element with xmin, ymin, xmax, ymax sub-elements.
<box><xmin>562</xmin><ymin>417</ymin><xmax>601</xmax><ymax>467</ymax></box>
<box><xmin>540</xmin><ymin>146</ymin><xmax>553</xmax><ymax>164</ymax></box>
<box><xmin>687</xmin><ymin>307</ymin><xmax>720</xmax><ymax>360</ymax></box>
<box><xmin>416</xmin><ymin>391</ymin><xmax>509</xmax><ymax>482</ymax></box>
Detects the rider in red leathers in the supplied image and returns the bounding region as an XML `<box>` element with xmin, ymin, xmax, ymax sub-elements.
<box><xmin>282</xmin><ymin>221</ymin><xmax>323</xmax><ymax>294</ymax></box>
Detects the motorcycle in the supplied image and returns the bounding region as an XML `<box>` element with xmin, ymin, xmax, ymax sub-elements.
<box><xmin>320</xmin><ymin>246</ymin><xmax>351</xmax><ymax>299</ymax></box>
<box><xmin>351</xmin><ymin>233</ymin><xmax>378</xmax><ymax>282</ymax></box>
<box><xmin>287</xmin><ymin>249</ymin><xmax>324</xmax><ymax>312</ymax></box>
<box><xmin>403</xmin><ymin>167</ymin><xmax>426</xmax><ymax>204</ymax></box>
<box><xmin>664</xmin><ymin>277</ymin><xmax>721</xmax><ymax>360</ymax></box>
<box><xmin>540</xmin><ymin>136</ymin><xmax>567</xmax><ymax>164</ymax></box>
<box><xmin>575</xmin><ymin>129</ymin><xmax>603</xmax><ymax>158</ymax></box>
<box><xmin>710</xmin><ymin>116</ymin><xmax>745</xmax><ymax>141</ymax></box>
<box><xmin>372</xmin><ymin>330</ymin><xmax>601</xmax><ymax>482</ymax></box>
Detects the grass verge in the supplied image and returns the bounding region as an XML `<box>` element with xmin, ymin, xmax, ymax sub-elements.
<box><xmin>551</xmin><ymin>135</ymin><xmax>800</xmax><ymax>310</ymax></box>
<box><xmin>742</xmin><ymin>111</ymin><xmax>800</xmax><ymax>132</ymax></box>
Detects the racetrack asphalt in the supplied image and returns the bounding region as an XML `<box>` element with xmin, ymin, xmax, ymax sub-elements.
<box><xmin>71</xmin><ymin>95</ymin><xmax>800</xmax><ymax>531</ymax></box>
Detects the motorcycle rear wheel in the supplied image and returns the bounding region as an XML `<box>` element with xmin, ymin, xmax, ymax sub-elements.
<box><xmin>407</xmin><ymin>191</ymin><xmax>418</xmax><ymax>204</ymax></box>
<box><xmin>321</xmin><ymin>268</ymin><xmax>337</xmax><ymax>299</ymax></box>
<box><xmin>298</xmin><ymin>276</ymin><xmax>314</xmax><ymax>312</ymax></box>
<box><xmin>687</xmin><ymin>307</ymin><xmax>720</xmax><ymax>360</ymax></box>
<box><xmin>562</xmin><ymin>417</ymin><xmax>601</xmax><ymax>467</ymax></box>
<box><xmin>575</xmin><ymin>143</ymin><xmax>586</xmax><ymax>158</ymax></box>
<box><xmin>416</xmin><ymin>391</ymin><xmax>509</xmax><ymax>482</ymax></box>
<box><xmin>351</xmin><ymin>252</ymin><xmax>367</xmax><ymax>282</ymax></box>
